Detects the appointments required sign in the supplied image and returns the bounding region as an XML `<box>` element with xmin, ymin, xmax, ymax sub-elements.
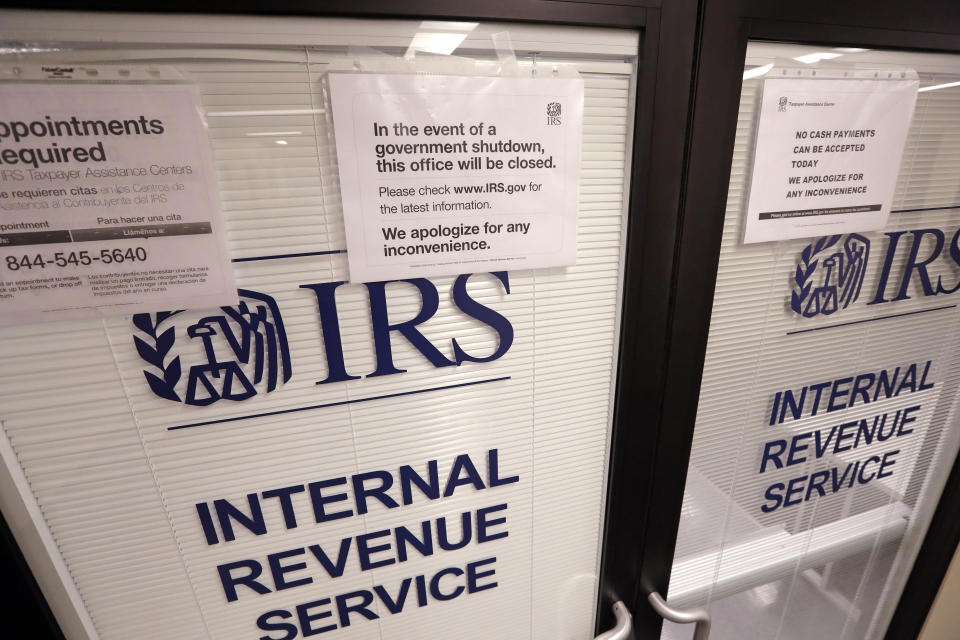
<box><xmin>743</xmin><ymin>75</ymin><xmax>917</xmax><ymax>244</ymax></box>
<box><xmin>0</xmin><ymin>82</ymin><xmax>236</xmax><ymax>324</ymax></box>
<box><xmin>328</xmin><ymin>73</ymin><xmax>584</xmax><ymax>283</ymax></box>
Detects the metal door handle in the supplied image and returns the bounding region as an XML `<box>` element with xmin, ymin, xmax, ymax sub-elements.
<box><xmin>594</xmin><ymin>600</ymin><xmax>632</xmax><ymax>640</ymax></box>
<box><xmin>648</xmin><ymin>592</ymin><xmax>711</xmax><ymax>640</ymax></box>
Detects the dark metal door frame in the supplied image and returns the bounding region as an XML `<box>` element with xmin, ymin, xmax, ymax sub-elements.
<box><xmin>641</xmin><ymin>2</ymin><xmax>960</xmax><ymax>639</ymax></box>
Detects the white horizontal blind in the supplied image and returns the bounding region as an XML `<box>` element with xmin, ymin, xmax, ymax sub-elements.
<box><xmin>663</xmin><ymin>45</ymin><xmax>960</xmax><ymax>640</ymax></box>
<box><xmin>0</xmin><ymin>15</ymin><xmax>638</xmax><ymax>640</ymax></box>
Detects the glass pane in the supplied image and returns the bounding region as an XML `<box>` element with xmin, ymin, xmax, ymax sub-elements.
<box><xmin>662</xmin><ymin>42</ymin><xmax>960</xmax><ymax>640</ymax></box>
<box><xmin>0</xmin><ymin>11</ymin><xmax>640</xmax><ymax>640</ymax></box>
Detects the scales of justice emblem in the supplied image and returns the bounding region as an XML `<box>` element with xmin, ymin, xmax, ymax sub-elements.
<box><xmin>791</xmin><ymin>234</ymin><xmax>870</xmax><ymax>318</ymax></box>
<box><xmin>132</xmin><ymin>289</ymin><xmax>292</xmax><ymax>406</ymax></box>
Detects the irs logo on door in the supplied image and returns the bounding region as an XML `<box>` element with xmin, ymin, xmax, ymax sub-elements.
<box><xmin>791</xmin><ymin>234</ymin><xmax>870</xmax><ymax>317</ymax></box>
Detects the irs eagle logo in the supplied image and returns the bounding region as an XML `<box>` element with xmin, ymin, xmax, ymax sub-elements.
<box><xmin>791</xmin><ymin>234</ymin><xmax>870</xmax><ymax>318</ymax></box>
<box><xmin>132</xmin><ymin>290</ymin><xmax>292</xmax><ymax>406</ymax></box>
<box><xmin>546</xmin><ymin>102</ymin><xmax>562</xmax><ymax>125</ymax></box>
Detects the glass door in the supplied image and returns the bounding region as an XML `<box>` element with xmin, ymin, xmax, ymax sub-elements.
<box><xmin>638</xmin><ymin>5</ymin><xmax>960</xmax><ymax>638</ymax></box>
<box><xmin>0</xmin><ymin>6</ymin><xmax>680</xmax><ymax>639</ymax></box>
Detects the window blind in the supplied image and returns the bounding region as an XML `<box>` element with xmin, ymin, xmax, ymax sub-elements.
<box><xmin>0</xmin><ymin>12</ymin><xmax>639</xmax><ymax>640</ymax></box>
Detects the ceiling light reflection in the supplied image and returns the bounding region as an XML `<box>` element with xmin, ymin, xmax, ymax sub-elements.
<box><xmin>743</xmin><ymin>63</ymin><xmax>774</xmax><ymax>80</ymax></box>
<box><xmin>419</xmin><ymin>21</ymin><xmax>478</xmax><ymax>32</ymax></box>
<box><xmin>793</xmin><ymin>52</ymin><xmax>843</xmax><ymax>64</ymax></box>
<box><xmin>406</xmin><ymin>32</ymin><xmax>469</xmax><ymax>56</ymax></box>
<box><xmin>918</xmin><ymin>80</ymin><xmax>960</xmax><ymax>93</ymax></box>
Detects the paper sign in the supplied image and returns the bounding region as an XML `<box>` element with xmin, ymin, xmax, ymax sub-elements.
<box><xmin>743</xmin><ymin>76</ymin><xmax>918</xmax><ymax>243</ymax></box>
<box><xmin>328</xmin><ymin>73</ymin><xmax>583</xmax><ymax>282</ymax></box>
<box><xmin>0</xmin><ymin>82</ymin><xmax>236</xmax><ymax>325</ymax></box>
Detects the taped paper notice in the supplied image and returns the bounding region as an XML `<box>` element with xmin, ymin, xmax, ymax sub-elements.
<box><xmin>0</xmin><ymin>82</ymin><xmax>236</xmax><ymax>325</ymax></box>
<box><xmin>328</xmin><ymin>73</ymin><xmax>584</xmax><ymax>282</ymax></box>
<box><xmin>743</xmin><ymin>76</ymin><xmax>917</xmax><ymax>243</ymax></box>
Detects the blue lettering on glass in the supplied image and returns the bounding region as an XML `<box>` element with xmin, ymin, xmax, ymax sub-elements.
<box><xmin>205</xmin><ymin>450</ymin><xmax>515</xmax><ymax>637</ymax></box>
<box><xmin>792</xmin><ymin>228</ymin><xmax>960</xmax><ymax>317</ymax></box>
<box><xmin>300</xmin><ymin>271</ymin><xmax>513</xmax><ymax>385</ymax></box>
<box><xmin>136</xmin><ymin>272</ymin><xmax>513</xmax><ymax>403</ymax></box>
<box><xmin>365</xmin><ymin>278</ymin><xmax>457</xmax><ymax>376</ymax></box>
<box><xmin>253</xmin><ymin>557</ymin><xmax>499</xmax><ymax>640</ymax></box>
<box><xmin>197</xmin><ymin>449</ymin><xmax>518</xmax><ymax>546</ymax></box>
<box><xmin>759</xmin><ymin>360</ymin><xmax>934</xmax><ymax>514</ymax></box>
